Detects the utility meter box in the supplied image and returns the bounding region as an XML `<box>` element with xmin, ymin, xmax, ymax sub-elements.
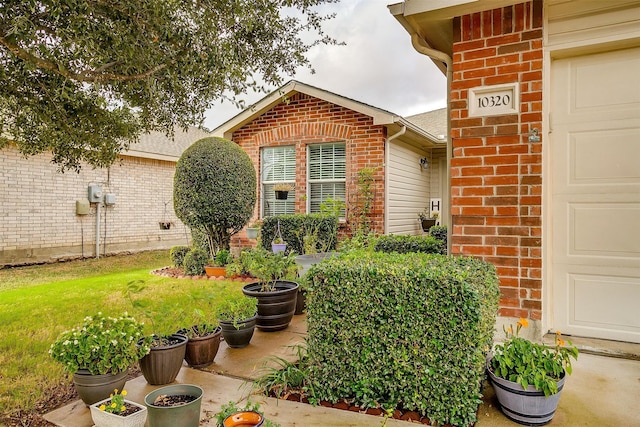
<box><xmin>76</xmin><ymin>199</ymin><xmax>90</xmax><ymax>215</ymax></box>
<box><xmin>88</xmin><ymin>184</ymin><xmax>103</xmax><ymax>202</ymax></box>
<box><xmin>104</xmin><ymin>193</ymin><xmax>116</xmax><ymax>206</ymax></box>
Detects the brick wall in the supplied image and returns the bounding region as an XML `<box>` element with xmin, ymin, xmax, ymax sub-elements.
<box><xmin>450</xmin><ymin>0</ymin><xmax>543</xmax><ymax>320</ymax></box>
<box><xmin>230</xmin><ymin>92</ymin><xmax>387</xmax><ymax>248</ymax></box>
<box><xmin>0</xmin><ymin>145</ymin><xmax>187</xmax><ymax>266</ymax></box>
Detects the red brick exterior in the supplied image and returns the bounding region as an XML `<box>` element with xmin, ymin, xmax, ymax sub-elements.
<box><xmin>450</xmin><ymin>1</ymin><xmax>543</xmax><ymax>320</ymax></box>
<box><xmin>229</xmin><ymin>92</ymin><xmax>387</xmax><ymax>248</ymax></box>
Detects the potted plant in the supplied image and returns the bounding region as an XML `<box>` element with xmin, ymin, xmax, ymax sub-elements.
<box><xmin>144</xmin><ymin>384</ymin><xmax>203</xmax><ymax>427</ymax></box>
<box><xmin>204</xmin><ymin>249</ymin><xmax>233</xmax><ymax>278</ymax></box>
<box><xmin>487</xmin><ymin>318</ymin><xmax>579</xmax><ymax>425</ymax></box>
<box><xmin>273</xmin><ymin>183</ymin><xmax>293</xmax><ymax>200</ymax></box>
<box><xmin>271</xmin><ymin>219</ymin><xmax>287</xmax><ymax>253</ymax></box>
<box><xmin>178</xmin><ymin>303</ymin><xmax>222</xmax><ymax>368</ymax></box>
<box><xmin>418</xmin><ymin>208</ymin><xmax>438</xmax><ymax>232</ymax></box>
<box><xmin>90</xmin><ymin>388</ymin><xmax>147</xmax><ymax>427</ymax></box>
<box><xmin>246</xmin><ymin>220</ymin><xmax>262</xmax><ymax>240</ymax></box>
<box><xmin>216</xmin><ymin>401</ymin><xmax>280</xmax><ymax>427</ymax></box>
<box><xmin>241</xmin><ymin>249</ymin><xmax>299</xmax><ymax>331</ymax></box>
<box><xmin>49</xmin><ymin>312</ymin><xmax>151</xmax><ymax>406</ymax></box>
<box><xmin>216</xmin><ymin>290</ymin><xmax>258</xmax><ymax>348</ymax></box>
<box><xmin>125</xmin><ymin>282</ymin><xmax>188</xmax><ymax>385</ymax></box>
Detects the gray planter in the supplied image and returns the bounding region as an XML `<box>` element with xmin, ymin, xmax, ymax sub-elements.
<box><xmin>295</xmin><ymin>252</ymin><xmax>337</xmax><ymax>277</ymax></box>
<box><xmin>72</xmin><ymin>370</ymin><xmax>127</xmax><ymax>406</ymax></box>
<box><xmin>246</xmin><ymin>228</ymin><xmax>259</xmax><ymax>239</ymax></box>
<box><xmin>487</xmin><ymin>361</ymin><xmax>565</xmax><ymax>426</ymax></box>
<box><xmin>144</xmin><ymin>384</ymin><xmax>203</xmax><ymax>427</ymax></box>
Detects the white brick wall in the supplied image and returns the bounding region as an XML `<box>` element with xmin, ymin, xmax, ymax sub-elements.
<box><xmin>0</xmin><ymin>146</ymin><xmax>190</xmax><ymax>266</ymax></box>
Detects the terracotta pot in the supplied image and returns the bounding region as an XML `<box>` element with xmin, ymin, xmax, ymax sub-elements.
<box><xmin>72</xmin><ymin>370</ymin><xmax>127</xmax><ymax>406</ymax></box>
<box><xmin>223</xmin><ymin>411</ymin><xmax>264</xmax><ymax>427</ymax></box>
<box><xmin>90</xmin><ymin>398</ymin><xmax>147</xmax><ymax>427</ymax></box>
<box><xmin>204</xmin><ymin>266</ymin><xmax>226</xmax><ymax>277</ymax></box>
<box><xmin>139</xmin><ymin>334</ymin><xmax>187</xmax><ymax>385</ymax></box>
<box><xmin>242</xmin><ymin>281</ymin><xmax>299</xmax><ymax>331</ymax></box>
<box><xmin>183</xmin><ymin>326</ymin><xmax>222</xmax><ymax>368</ymax></box>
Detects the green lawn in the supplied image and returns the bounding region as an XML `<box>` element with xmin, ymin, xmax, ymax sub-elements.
<box><xmin>0</xmin><ymin>251</ymin><xmax>245</xmax><ymax>419</ymax></box>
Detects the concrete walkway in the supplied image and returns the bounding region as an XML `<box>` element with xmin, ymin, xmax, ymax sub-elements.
<box><xmin>45</xmin><ymin>315</ymin><xmax>640</xmax><ymax>426</ymax></box>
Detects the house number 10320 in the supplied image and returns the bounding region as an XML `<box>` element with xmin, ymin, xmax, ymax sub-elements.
<box><xmin>477</xmin><ymin>94</ymin><xmax>511</xmax><ymax>108</ymax></box>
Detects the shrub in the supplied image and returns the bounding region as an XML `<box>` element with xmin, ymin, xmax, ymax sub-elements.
<box><xmin>373</xmin><ymin>234</ymin><xmax>443</xmax><ymax>254</ymax></box>
<box><xmin>429</xmin><ymin>225</ymin><xmax>447</xmax><ymax>254</ymax></box>
<box><xmin>183</xmin><ymin>248</ymin><xmax>209</xmax><ymax>276</ymax></box>
<box><xmin>174</xmin><ymin>137</ymin><xmax>257</xmax><ymax>257</ymax></box>
<box><xmin>260</xmin><ymin>214</ymin><xmax>337</xmax><ymax>254</ymax></box>
<box><xmin>305</xmin><ymin>252</ymin><xmax>500</xmax><ymax>427</ymax></box>
<box><xmin>191</xmin><ymin>227</ymin><xmax>211</xmax><ymax>255</ymax></box>
<box><xmin>169</xmin><ymin>246</ymin><xmax>190</xmax><ymax>267</ymax></box>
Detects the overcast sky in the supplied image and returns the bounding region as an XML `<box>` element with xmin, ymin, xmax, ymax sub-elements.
<box><xmin>203</xmin><ymin>0</ymin><xmax>447</xmax><ymax>130</ymax></box>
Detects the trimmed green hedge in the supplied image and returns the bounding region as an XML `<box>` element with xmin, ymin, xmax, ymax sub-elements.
<box><xmin>260</xmin><ymin>214</ymin><xmax>337</xmax><ymax>255</ymax></box>
<box><xmin>374</xmin><ymin>234</ymin><xmax>443</xmax><ymax>254</ymax></box>
<box><xmin>183</xmin><ymin>248</ymin><xmax>209</xmax><ymax>276</ymax></box>
<box><xmin>429</xmin><ymin>225</ymin><xmax>448</xmax><ymax>254</ymax></box>
<box><xmin>305</xmin><ymin>252</ymin><xmax>499</xmax><ymax>426</ymax></box>
<box><xmin>169</xmin><ymin>246</ymin><xmax>190</xmax><ymax>267</ymax></box>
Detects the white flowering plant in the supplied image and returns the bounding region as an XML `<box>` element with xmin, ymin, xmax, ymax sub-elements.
<box><xmin>49</xmin><ymin>312</ymin><xmax>151</xmax><ymax>375</ymax></box>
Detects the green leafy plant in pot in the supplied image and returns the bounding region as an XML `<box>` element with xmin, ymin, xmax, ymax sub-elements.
<box><xmin>125</xmin><ymin>281</ymin><xmax>188</xmax><ymax>385</ymax></box>
<box><xmin>205</xmin><ymin>249</ymin><xmax>233</xmax><ymax>278</ymax></box>
<box><xmin>487</xmin><ymin>318</ymin><xmax>579</xmax><ymax>425</ymax></box>
<box><xmin>241</xmin><ymin>248</ymin><xmax>299</xmax><ymax>332</ymax></box>
<box><xmin>216</xmin><ymin>289</ymin><xmax>257</xmax><ymax>348</ymax></box>
<box><xmin>178</xmin><ymin>296</ymin><xmax>223</xmax><ymax>368</ymax></box>
<box><xmin>49</xmin><ymin>312</ymin><xmax>151</xmax><ymax>406</ymax></box>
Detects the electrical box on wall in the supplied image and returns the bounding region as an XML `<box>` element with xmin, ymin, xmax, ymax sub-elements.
<box><xmin>104</xmin><ymin>193</ymin><xmax>116</xmax><ymax>205</ymax></box>
<box><xmin>76</xmin><ymin>200</ymin><xmax>90</xmax><ymax>215</ymax></box>
<box><xmin>88</xmin><ymin>184</ymin><xmax>103</xmax><ymax>202</ymax></box>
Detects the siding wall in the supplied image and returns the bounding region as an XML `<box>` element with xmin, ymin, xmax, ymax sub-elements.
<box><xmin>0</xmin><ymin>146</ymin><xmax>187</xmax><ymax>266</ymax></box>
<box><xmin>450</xmin><ymin>0</ymin><xmax>544</xmax><ymax>320</ymax></box>
<box><xmin>386</xmin><ymin>139</ymin><xmax>430</xmax><ymax>235</ymax></box>
<box><xmin>230</xmin><ymin>92</ymin><xmax>388</xmax><ymax>247</ymax></box>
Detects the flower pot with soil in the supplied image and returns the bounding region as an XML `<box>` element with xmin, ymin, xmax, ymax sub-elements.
<box><xmin>273</xmin><ymin>183</ymin><xmax>293</xmax><ymax>200</ymax></box>
<box><xmin>139</xmin><ymin>334</ymin><xmax>188</xmax><ymax>385</ymax></box>
<box><xmin>90</xmin><ymin>389</ymin><xmax>147</xmax><ymax>427</ymax></box>
<box><xmin>179</xmin><ymin>325</ymin><xmax>222</xmax><ymax>368</ymax></box>
<box><xmin>144</xmin><ymin>384</ymin><xmax>203</xmax><ymax>427</ymax></box>
<box><xmin>204</xmin><ymin>249</ymin><xmax>233</xmax><ymax>278</ymax></box>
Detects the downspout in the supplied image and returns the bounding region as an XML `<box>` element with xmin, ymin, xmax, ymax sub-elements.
<box><xmin>410</xmin><ymin>33</ymin><xmax>453</xmax><ymax>255</ymax></box>
<box><xmin>385</xmin><ymin>125</ymin><xmax>406</xmax><ymax>234</ymax></box>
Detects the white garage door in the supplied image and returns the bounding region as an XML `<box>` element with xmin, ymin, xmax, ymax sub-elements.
<box><xmin>550</xmin><ymin>47</ymin><xmax>640</xmax><ymax>343</ymax></box>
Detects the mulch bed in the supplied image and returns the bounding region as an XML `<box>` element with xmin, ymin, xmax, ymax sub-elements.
<box><xmin>270</xmin><ymin>391</ymin><xmax>457</xmax><ymax>426</ymax></box>
<box><xmin>151</xmin><ymin>266</ymin><xmax>254</xmax><ymax>282</ymax></box>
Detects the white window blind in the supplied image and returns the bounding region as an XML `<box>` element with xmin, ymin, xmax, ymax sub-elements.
<box><xmin>308</xmin><ymin>143</ymin><xmax>346</xmax><ymax>214</ymax></box>
<box><xmin>262</xmin><ymin>146</ymin><xmax>295</xmax><ymax>217</ymax></box>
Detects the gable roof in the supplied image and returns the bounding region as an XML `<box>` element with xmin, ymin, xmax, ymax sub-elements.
<box><xmin>406</xmin><ymin>108</ymin><xmax>447</xmax><ymax>141</ymax></box>
<box><xmin>211</xmin><ymin>80</ymin><xmax>444</xmax><ymax>147</ymax></box>
<box><xmin>124</xmin><ymin>127</ymin><xmax>211</xmax><ymax>161</ymax></box>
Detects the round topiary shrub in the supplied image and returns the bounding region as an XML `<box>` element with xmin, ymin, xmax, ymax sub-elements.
<box><xmin>169</xmin><ymin>246</ymin><xmax>191</xmax><ymax>267</ymax></box>
<box><xmin>174</xmin><ymin>137</ymin><xmax>257</xmax><ymax>257</ymax></box>
<box><xmin>183</xmin><ymin>248</ymin><xmax>209</xmax><ymax>276</ymax></box>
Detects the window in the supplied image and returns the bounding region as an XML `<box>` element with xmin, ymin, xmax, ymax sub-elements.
<box><xmin>261</xmin><ymin>146</ymin><xmax>296</xmax><ymax>217</ymax></box>
<box><xmin>308</xmin><ymin>143</ymin><xmax>346</xmax><ymax>214</ymax></box>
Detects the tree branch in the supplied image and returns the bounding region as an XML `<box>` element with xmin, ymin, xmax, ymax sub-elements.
<box><xmin>0</xmin><ymin>31</ymin><xmax>166</xmax><ymax>83</ymax></box>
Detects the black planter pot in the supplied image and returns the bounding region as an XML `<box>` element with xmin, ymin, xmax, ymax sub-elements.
<box><xmin>182</xmin><ymin>326</ymin><xmax>222</xmax><ymax>368</ymax></box>
<box><xmin>219</xmin><ymin>315</ymin><xmax>257</xmax><ymax>348</ymax></box>
<box><xmin>294</xmin><ymin>289</ymin><xmax>306</xmax><ymax>315</ymax></box>
<box><xmin>274</xmin><ymin>190</ymin><xmax>289</xmax><ymax>200</ymax></box>
<box><xmin>421</xmin><ymin>219</ymin><xmax>437</xmax><ymax>232</ymax></box>
<box><xmin>139</xmin><ymin>334</ymin><xmax>187</xmax><ymax>385</ymax></box>
<box><xmin>242</xmin><ymin>281</ymin><xmax>299</xmax><ymax>331</ymax></box>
